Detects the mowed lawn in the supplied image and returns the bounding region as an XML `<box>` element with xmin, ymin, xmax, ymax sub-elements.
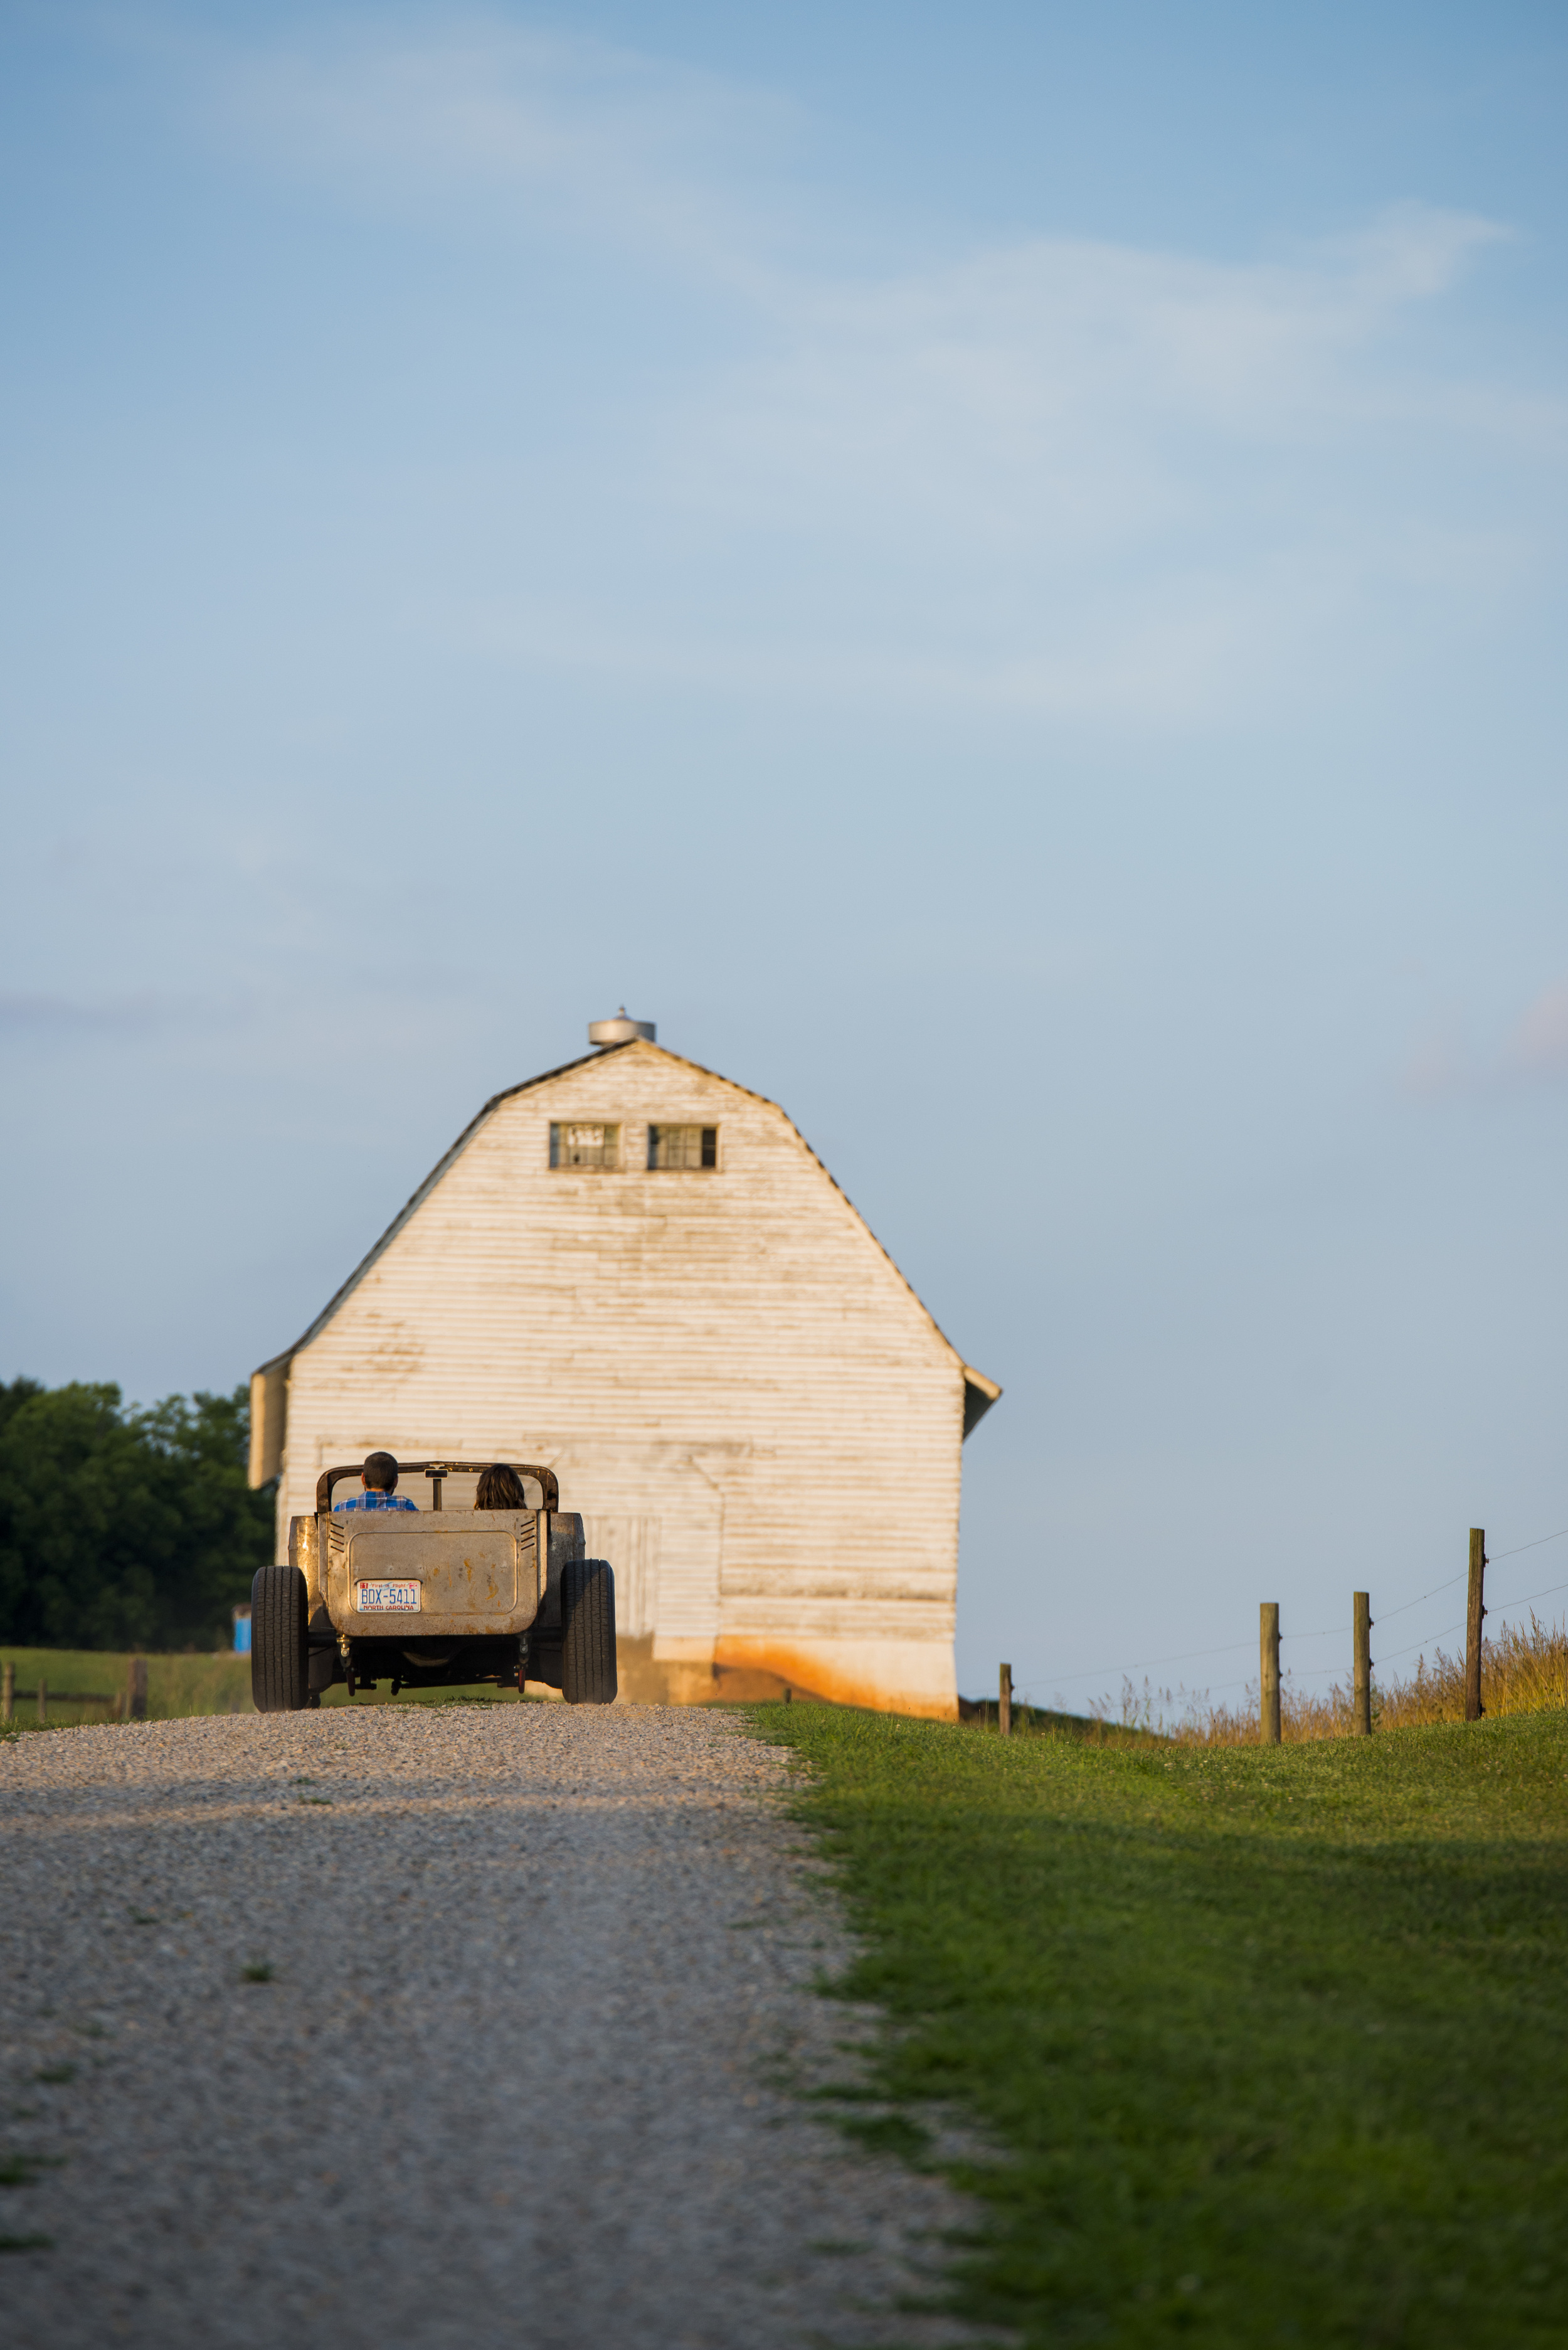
<box><xmin>0</xmin><ymin>1647</ymin><xmax>253</xmax><ymax>1721</ymax></box>
<box><xmin>0</xmin><ymin>1648</ymin><xmax>559</xmax><ymax>1725</ymax></box>
<box><xmin>749</xmin><ymin>1703</ymin><xmax>1568</xmax><ymax>2347</ymax></box>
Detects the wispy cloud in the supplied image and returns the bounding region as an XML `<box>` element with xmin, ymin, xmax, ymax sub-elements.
<box><xmin>0</xmin><ymin>991</ymin><xmax>167</xmax><ymax>1039</ymax></box>
<box><xmin>659</xmin><ymin>208</ymin><xmax>1525</xmax><ymax>569</ymax></box>
<box><xmin>186</xmin><ymin>18</ymin><xmax>1562</xmax><ymax>724</ymax></box>
<box><xmin>1508</xmin><ymin>982</ymin><xmax>1568</xmax><ymax>1075</ymax></box>
<box><xmin>1403</xmin><ymin>981</ymin><xmax>1568</xmax><ymax>1097</ymax></box>
<box><xmin>206</xmin><ymin>19</ymin><xmax>800</xmax><ymax>285</ymax></box>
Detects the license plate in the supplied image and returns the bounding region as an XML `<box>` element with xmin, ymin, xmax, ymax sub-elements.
<box><xmin>355</xmin><ymin>1580</ymin><xmax>421</xmax><ymax>1614</ymax></box>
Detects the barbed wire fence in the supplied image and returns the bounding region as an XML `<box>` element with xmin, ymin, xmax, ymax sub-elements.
<box><xmin>997</xmin><ymin>1524</ymin><xmax>1568</xmax><ymax>1733</ymax></box>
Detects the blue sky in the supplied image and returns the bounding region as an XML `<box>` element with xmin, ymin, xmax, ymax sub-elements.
<box><xmin>3</xmin><ymin>2</ymin><xmax>1567</xmax><ymax>1707</ymax></box>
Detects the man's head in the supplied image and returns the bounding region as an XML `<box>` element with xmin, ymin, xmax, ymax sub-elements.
<box><xmin>362</xmin><ymin>1451</ymin><xmax>400</xmax><ymax>1493</ymax></box>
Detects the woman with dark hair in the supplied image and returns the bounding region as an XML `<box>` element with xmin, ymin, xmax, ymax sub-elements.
<box><xmin>475</xmin><ymin>1462</ymin><xmax>528</xmax><ymax>1511</ymax></box>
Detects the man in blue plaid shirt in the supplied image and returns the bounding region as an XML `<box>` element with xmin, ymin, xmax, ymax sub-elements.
<box><xmin>333</xmin><ymin>1450</ymin><xmax>418</xmax><ymax>1513</ymax></box>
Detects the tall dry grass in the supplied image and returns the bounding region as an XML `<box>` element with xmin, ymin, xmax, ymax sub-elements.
<box><xmin>1099</xmin><ymin>1614</ymin><xmax>1568</xmax><ymax>1746</ymax></box>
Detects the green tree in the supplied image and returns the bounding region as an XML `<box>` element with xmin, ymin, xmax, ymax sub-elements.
<box><xmin>0</xmin><ymin>1379</ymin><xmax>274</xmax><ymax>1650</ymax></box>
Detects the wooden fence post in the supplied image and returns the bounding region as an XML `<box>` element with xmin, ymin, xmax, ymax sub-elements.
<box><xmin>1352</xmin><ymin>1592</ymin><xmax>1372</xmax><ymax>1736</ymax></box>
<box><xmin>129</xmin><ymin>1656</ymin><xmax>149</xmax><ymax>1723</ymax></box>
<box><xmin>999</xmin><ymin>1663</ymin><xmax>1012</xmax><ymax>1738</ymax></box>
<box><xmin>1</xmin><ymin>1660</ymin><xmax>12</xmax><ymax>1725</ymax></box>
<box><xmin>36</xmin><ymin>1677</ymin><xmax>47</xmax><ymax>1728</ymax></box>
<box><xmin>1465</xmin><ymin>1529</ymin><xmax>1486</xmax><ymax>1722</ymax></box>
<box><xmin>1259</xmin><ymin>1604</ymin><xmax>1281</xmax><ymax>1744</ymax></box>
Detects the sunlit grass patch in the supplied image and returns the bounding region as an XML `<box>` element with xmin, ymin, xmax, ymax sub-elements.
<box><xmin>0</xmin><ymin>1648</ymin><xmax>252</xmax><ymax>1725</ymax></box>
<box><xmin>751</xmin><ymin>1701</ymin><xmax>1568</xmax><ymax>2347</ymax></box>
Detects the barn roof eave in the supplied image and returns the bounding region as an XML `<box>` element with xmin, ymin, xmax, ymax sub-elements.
<box><xmin>563</xmin><ymin>1043</ymin><xmax>1000</xmax><ymax>1396</ymax></box>
<box><xmin>250</xmin><ymin>1040</ymin><xmax>628</xmax><ymax>1381</ymax></box>
<box><xmin>250</xmin><ymin>1038</ymin><xmax>1002</xmax><ymax>1421</ymax></box>
<box><xmin>961</xmin><ymin>1366</ymin><xmax>1002</xmax><ymax>1438</ymax></box>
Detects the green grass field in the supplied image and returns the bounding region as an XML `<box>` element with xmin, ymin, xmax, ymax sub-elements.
<box><xmin>748</xmin><ymin>1702</ymin><xmax>1568</xmax><ymax>2347</ymax></box>
<box><xmin>0</xmin><ymin>1647</ymin><xmax>254</xmax><ymax>1723</ymax></box>
<box><xmin>0</xmin><ymin>1647</ymin><xmax>558</xmax><ymax>1728</ymax></box>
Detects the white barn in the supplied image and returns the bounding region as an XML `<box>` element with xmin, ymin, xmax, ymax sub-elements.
<box><xmin>248</xmin><ymin>1020</ymin><xmax>999</xmax><ymax>1718</ymax></box>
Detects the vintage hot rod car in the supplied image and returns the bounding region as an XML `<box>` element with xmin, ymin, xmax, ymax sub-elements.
<box><xmin>249</xmin><ymin>1460</ymin><xmax>617</xmax><ymax>1712</ymax></box>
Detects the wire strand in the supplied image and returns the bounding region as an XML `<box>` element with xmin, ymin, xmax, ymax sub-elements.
<box><xmin>1488</xmin><ymin>1575</ymin><xmax>1568</xmax><ymax>1617</ymax></box>
<box><xmin>1018</xmin><ymin>1669</ymin><xmax>1256</xmax><ymax>1709</ymax></box>
<box><xmin>1373</xmin><ymin>1620</ymin><xmax>1465</xmax><ymax>1668</ymax></box>
<box><xmin>1359</xmin><ymin>1581</ymin><xmax>1568</xmax><ymax>1676</ymax></box>
<box><xmin>1007</xmin><ymin>1539</ymin><xmax>1568</xmax><ymax>1714</ymax></box>
<box><xmin>1489</xmin><ymin>1525</ymin><xmax>1568</xmax><ymax>1563</ymax></box>
<box><xmin>1364</xmin><ymin>1572</ymin><xmax>1465</xmax><ymax>1626</ymax></box>
<box><xmin>1007</xmin><ymin>1637</ymin><xmax>1254</xmax><ymax>1688</ymax></box>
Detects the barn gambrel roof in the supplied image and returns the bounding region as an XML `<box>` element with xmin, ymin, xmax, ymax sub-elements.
<box><xmin>252</xmin><ymin>1038</ymin><xmax>1000</xmax><ymax>1438</ymax></box>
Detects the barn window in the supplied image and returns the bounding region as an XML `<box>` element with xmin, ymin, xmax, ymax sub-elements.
<box><xmin>550</xmin><ymin>1121</ymin><xmax>621</xmax><ymax>1169</ymax></box>
<box><xmin>647</xmin><ymin>1124</ymin><xmax>718</xmax><ymax>1171</ymax></box>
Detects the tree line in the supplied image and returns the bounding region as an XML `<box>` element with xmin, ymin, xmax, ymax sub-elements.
<box><xmin>0</xmin><ymin>1378</ymin><xmax>274</xmax><ymax>1652</ymax></box>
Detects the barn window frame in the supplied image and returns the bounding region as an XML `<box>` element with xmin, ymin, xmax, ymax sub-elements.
<box><xmin>647</xmin><ymin>1124</ymin><xmax>719</xmax><ymax>1171</ymax></box>
<box><xmin>549</xmin><ymin>1120</ymin><xmax>622</xmax><ymax>1170</ymax></box>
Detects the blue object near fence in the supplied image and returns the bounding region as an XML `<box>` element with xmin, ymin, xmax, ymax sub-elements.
<box><xmin>233</xmin><ymin>1607</ymin><xmax>252</xmax><ymax>1654</ymax></box>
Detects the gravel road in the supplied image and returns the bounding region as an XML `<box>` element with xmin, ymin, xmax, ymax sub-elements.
<box><xmin>0</xmin><ymin>1704</ymin><xmax>985</xmax><ymax>2349</ymax></box>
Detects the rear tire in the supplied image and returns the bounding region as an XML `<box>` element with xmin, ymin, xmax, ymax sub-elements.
<box><xmin>561</xmin><ymin>1559</ymin><xmax>617</xmax><ymax>1704</ymax></box>
<box><xmin>252</xmin><ymin>1565</ymin><xmax>309</xmax><ymax>1713</ymax></box>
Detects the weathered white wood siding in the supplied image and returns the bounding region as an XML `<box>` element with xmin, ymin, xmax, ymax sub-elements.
<box><xmin>270</xmin><ymin>1042</ymin><xmax>984</xmax><ymax>1716</ymax></box>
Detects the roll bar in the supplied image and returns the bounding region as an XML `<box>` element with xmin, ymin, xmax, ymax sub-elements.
<box><xmin>315</xmin><ymin>1460</ymin><xmax>560</xmax><ymax>1514</ymax></box>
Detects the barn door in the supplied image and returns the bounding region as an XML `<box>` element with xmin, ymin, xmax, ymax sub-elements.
<box><xmin>580</xmin><ymin>1516</ymin><xmax>661</xmax><ymax>1636</ymax></box>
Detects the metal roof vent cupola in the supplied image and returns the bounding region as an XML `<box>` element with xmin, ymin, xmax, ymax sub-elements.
<box><xmin>588</xmin><ymin>1007</ymin><xmax>656</xmax><ymax>1048</ymax></box>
